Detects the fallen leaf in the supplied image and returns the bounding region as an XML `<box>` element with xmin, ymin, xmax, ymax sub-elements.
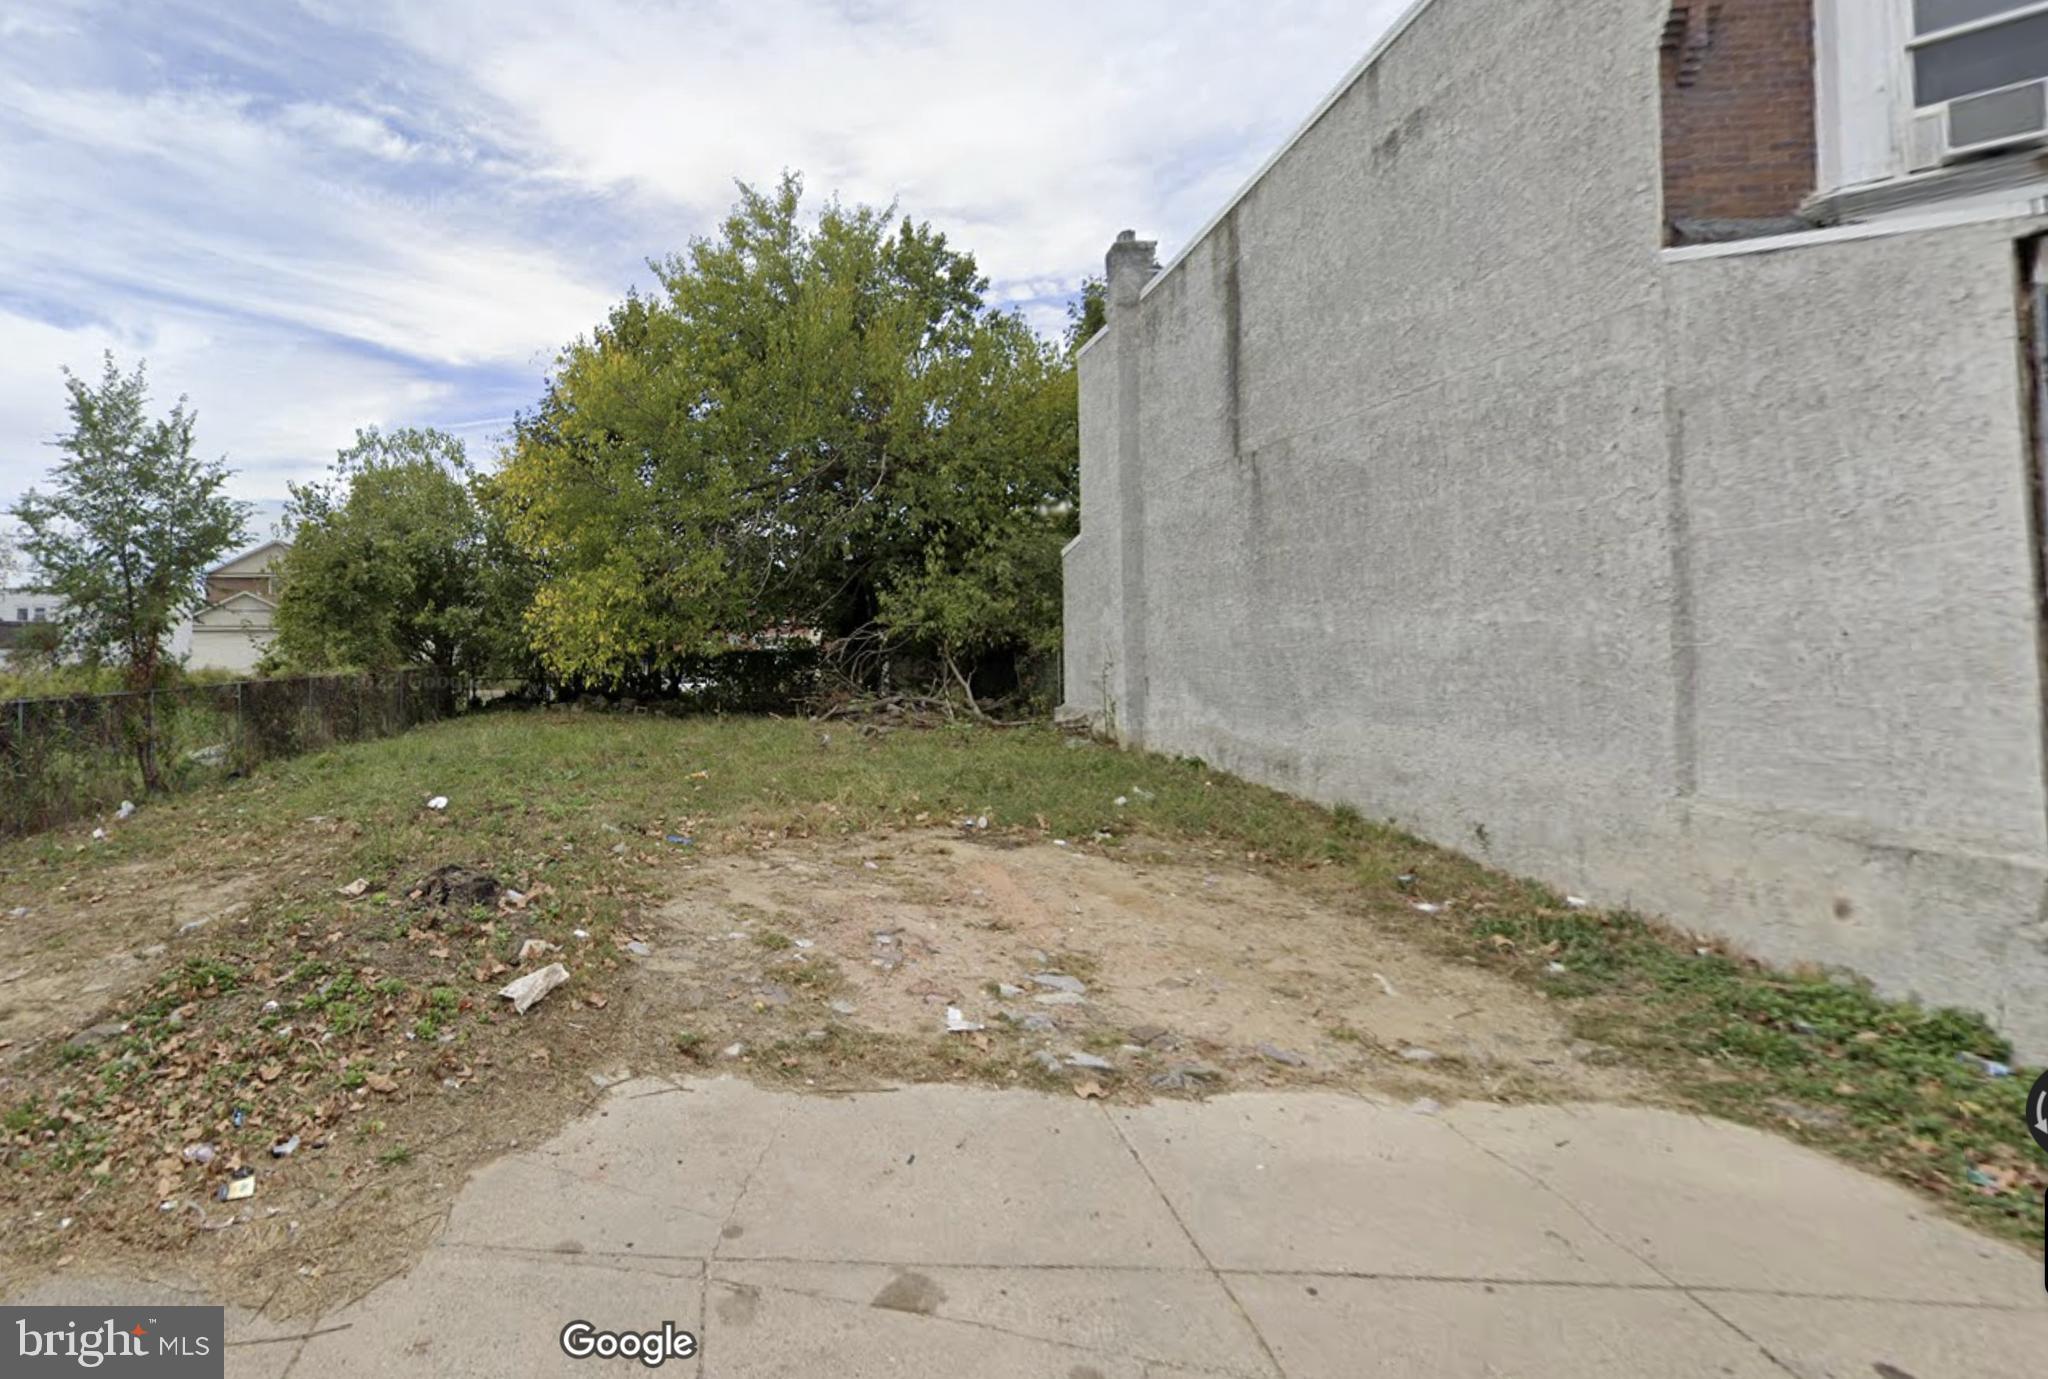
<box><xmin>364</xmin><ymin>1074</ymin><xmax>398</xmax><ymax>1095</ymax></box>
<box><xmin>1073</xmin><ymin>1079</ymin><xmax>1107</xmax><ymax>1100</ymax></box>
<box><xmin>584</xmin><ymin>995</ymin><xmax>608</xmax><ymax>1010</ymax></box>
<box><xmin>258</xmin><ymin>1064</ymin><xmax>282</xmax><ymax>1084</ymax></box>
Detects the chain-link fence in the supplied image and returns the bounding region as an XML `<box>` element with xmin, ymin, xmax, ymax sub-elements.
<box><xmin>0</xmin><ymin>670</ymin><xmax>466</xmax><ymax>837</ymax></box>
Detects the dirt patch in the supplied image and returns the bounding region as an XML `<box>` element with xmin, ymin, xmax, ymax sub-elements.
<box><xmin>0</xmin><ymin>825</ymin><xmax>1642</xmax><ymax>1321</ymax></box>
<box><xmin>630</xmin><ymin>832</ymin><xmax>1646</xmax><ymax>1104</ymax></box>
<box><xmin>0</xmin><ymin>867</ymin><xmax>263</xmax><ymax>1061</ymax></box>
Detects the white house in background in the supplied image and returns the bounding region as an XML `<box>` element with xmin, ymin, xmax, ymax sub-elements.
<box><xmin>185</xmin><ymin>540</ymin><xmax>290</xmax><ymax>674</ymax></box>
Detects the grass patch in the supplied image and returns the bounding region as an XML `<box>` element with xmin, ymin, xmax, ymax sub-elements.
<box><xmin>0</xmin><ymin>707</ymin><xmax>2038</xmax><ymax>1248</ymax></box>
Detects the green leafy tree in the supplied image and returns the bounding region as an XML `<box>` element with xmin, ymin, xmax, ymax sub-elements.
<box><xmin>497</xmin><ymin>174</ymin><xmax>1078</xmax><ymax>699</ymax></box>
<box><xmin>9</xmin><ymin>354</ymin><xmax>247</xmax><ymax>786</ymax></box>
<box><xmin>271</xmin><ymin>427</ymin><xmax>535</xmax><ymax>683</ymax></box>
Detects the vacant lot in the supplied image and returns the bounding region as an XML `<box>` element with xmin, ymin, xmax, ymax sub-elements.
<box><xmin>0</xmin><ymin>708</ymin><xmax>2038</xmax><ymax>1316</ymax></box>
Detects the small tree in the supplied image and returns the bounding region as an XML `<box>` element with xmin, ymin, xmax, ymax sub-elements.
<box><xmin>272</xmin><ymin>427</ymin><xmax>533</xmax><ymax>684</ymax></box>
<box><xmin>9</xmin><ymin>355</ymin><xmax>247</xmax><ymax>788</ymax></box>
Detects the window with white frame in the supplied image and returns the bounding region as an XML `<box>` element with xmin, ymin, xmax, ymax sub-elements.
<box><xmin>1818</xmin><ymin>0</ymin><xmax>2048</xmax><ymax>194</ymax></box>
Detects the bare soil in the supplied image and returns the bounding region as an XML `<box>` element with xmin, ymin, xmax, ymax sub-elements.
<box><xmin>0</xmin><ymin>826</ymin><xmax>1644</xmax><ymax>1319</ymax></box>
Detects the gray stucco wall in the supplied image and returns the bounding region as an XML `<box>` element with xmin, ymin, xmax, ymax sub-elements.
<box><xmin>1061</xmin><ymin>0</ymin><xmax>2048</xmax><ymax>1052</ymax></box>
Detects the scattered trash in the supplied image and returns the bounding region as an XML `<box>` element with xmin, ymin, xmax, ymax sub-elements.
<box><xmin>829</xmin><ymin>999</ymin><xmax>858</xmax><ymax>1016</ymax></box>
<box><xmin>5</xmin><ymin>907</ymin><xmax>25</xmax><ymax>920</ymax></box>
<box><xmin>180</xmin><ymin>1143</ymin><xmax>216</xmax><ymax>1166</ymax></box>
<box><xmin>720</xmin><ymin>1042</ymin><xmax>746</xmax><ymax>1060</ymax></box>
<box><xmin>996</xmin><ymin>983</ymin><xmax>1024</xmax><ymax>998</ymax></box>
<box><xmin>1149</xmin><ymin>1063</ymin><xmax>1223</xmax><ymax>1090</ymax></box>
<box><xmin>1053</xmin><ymin>839</ymin><xmax>1069</xmax><ymax>847</ymax></box>
<box><xmin>572</xmin><ymin>928</ymin><xmax>591</xmax><ymax>941</ymax></box>
<box><xmin>1065</xmin><ymin>1051</ymin><xmax>1114</xmax><ymax>1072</ymax></box>
<box><xmin>1032</xmin><ymin>1050</ymin><xmax>1063</xmax><ymax>1074</ymax></box>
<box><xmin>517</xmin><ymin>938</ymin><xmax>557</xmax><ymax>964</ymax></box>
<box><xmin>186</xmin><ymin>743</ymin><xmax>229</xmax><ymax>767</ymax></box>
<box><xmin>1372</xmin><ymin>972</ymin><xmax>1398</xmax><ymax>998</ymax></box>
<box><xmin>337</xmin><ymin>878</ymin><xmax>371</xmax><ymax>899</ymax></box>
<box><xmin>1564</xmin><ymin>895</ymin><xmax>1589</xmax><ymax>910</ymax></box>
<box><xmin>270</xmin><ymin>1136</ymin><xmax>300</xmax><ymax>1159</ymax></box>
<box><xmin>1956</xmin><ymin>1052</ymin><xmax>2013</xmax><ymax>1078</ymax></box>
<box><xmin>500</xmin><ymin>889</ymin><xmax>527</xmax><ymax>909</ymax></box>
<box><xmin>1546</xmin><ymin>961</ymin><xmax>1568</xmax><ymax>975</ymax></box>
<box><xmin>1411</xmin><ymin>902</ymin><xmax>1442</xmax><ymax>915</ymax></box>
<box><xmin>426</xmin><ymin>796</ymin><xmax>449</xmax><ymax>811</ymax></box>
<box><xmin>219</xmin><ymin>1171</ymin><xmax>256</xmax><ymax>1203</ymax></box>
<box><xmin>1409</xmin><ymin>1097</ymin><xmax>1443</xmax><ymax>1116</ymax></box>
<box><xmin>624</xmin><ymin>941</ymin><xmax>652</xmax><ymax>958</ymax></box>
<box><xmin>793</xmin><ymin>938</ymin><xmax>815</xmax><ymax>949</ymax></box>
<box><xmin>944</xmin><ymin>1006</ymin><xmax>986</xmax><ymax>1034</ymax></box>
<box><xmin>499</xmin><ymin>963</ymin><xmax>570</xmax><ymax>1014</ymax></box>
<box><xmin>664</xmin><ymin>834</ymin><xmax>693</xmax><ymax>846</ymax></box>
<box><xmin>178</xmin><ymin>916</ymin><xmax>211</xmax><ymax>934</ymax></box>
<box><xmin>1399</xmin><ymin>1047</ymin><xmax>1440</xmax><ymax>1064</ymax></box>
<box><xmin>1789</xmin><ymin>1019</ymin><xmax>1821</xmax><ymax>1037</ymax></box>
<box><xmin>91</xmin><ymin>828</ymin><xmax>106</xmax><ymax>841</ymax></box>
<box><xmin>1072</xmin><ymin>1079</ymin><xmax>1107</xmax><ymax>1100</ymax></box>
<box><xmin>1033</xmin><ymin>973</ymin><xmax>1087</xmax><ymax>995</ymax></box>
<box><xmin>1113</xmin><ymin>796</ymin><xmax>1129</xmax><ymax>808</ymax></box>
<box><xmin>115</xmin><ymin>800</ymin><xmax>136</xmax><ymax>821</ymax></box>
<box><xmin>414</xmin><ymin>864</ymin><xmax>500</xmax><ymax>910</ymax></box>
<box><xmin>261</xmin><ymin>999</ymin><xmax>280</xmax><ymax>1014</ymax></box>
<box><xmin>231</xmin><ymin>1108</ymin><xmax>247</xmax><ymax>1128</ymax></box>
<box><xmin>1394</xmin><ymin>872</ymin><xmax>1418</xmax><ymax>892</ymax></box>
<box><xmin>1257</xmin><ymin>1044</ymin><xmax>1308</xmax><ymax>1068</ymax></box>
<box><xmin>863</xmin><ymin>860</ymin><xmax>878</xmax><ymax>871</ymax></box>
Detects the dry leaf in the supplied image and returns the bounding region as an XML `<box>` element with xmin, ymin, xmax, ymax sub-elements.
<box><xmin>584</xmin><ymin>995</ymin><xmax>608</xmax><ymax>1010</ymax></box>
<box><xmin>1073</xmin><ymin>1079</ymin><xmax>1107</xmax><ymax>1100</ymax></box>
<box><xmin>364</xmin><ymin>1074</ymin><xmax>398</xmax><ymax>1095</ymax></box>
<box><xmin>258</xmin><ymin>1063</ymin><xmax>282</xmax><ymax>1084</ymax></box>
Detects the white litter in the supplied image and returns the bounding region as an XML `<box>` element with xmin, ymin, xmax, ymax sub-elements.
<box><xmin>572</xmin><ymin>928</ymin><xmax>591</xmax><ymax>941</ymax></box>
<box><xmin>1565</xmin><ymin>895</ymin><xmax>1589</xmax><ymax>910</ymax></box>
<box><xmin>115</xmin><ymin>800</ymin><xmax>136</xmax><ymax>821</ymax></box>
<box><xmin>91</xmin><ymin>828</ymin><xmax>107</xmax><ymax>841</ymax></box>
<box><xmin>337</xmin><ymin>878</ymin><xmax>370</xmax><ymax>898</ymax></box>
<box><xmin>498</xmin><ymin>963</ymin><xmax>569</xmax><ymax>1014</ymax></box>
<box><xmin>425</xmin><ymin>796</ymin><xmax>449</xmax><ymax>811</ymax></box>
<box><xmin>1411</xmin><ymin>902</ymin><xmax>1442</xmax><ymax>915</ymax></box>
<box><xmin>1546</xmin><ymin>961</ymin><xmax>1568</xmax><ymax>975</ymax></box>
<box><xmin>517</xmin><ymin>938</ymin><xmax>557</xmax><ymax>963</ymax></box>
<box><xmin>1372</xmin><ymin>972</ymin><xmax>1398</xmax><ymax>998</ymax></box>
<box><xmin>944</xmin><ymin>1006</ymin><xmax>986</xmax><ymax>1033</ymax></box>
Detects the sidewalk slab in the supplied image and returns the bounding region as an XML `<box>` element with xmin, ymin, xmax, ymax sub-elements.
<box><xmin>1447</xmin><ymin>1102</ymin><xmax>2036</xmax><ymax>1305</ymax></box>
<box><xmin>1226</xmin><ymin>1274</ymin><xmax>1784</xmax><ymax>1379</ymax></box>
<box><xmin>698</xmin><ymin>1263</ymin><xmax>1243</xmax><ymax>1379</ymax></box>
<box><xmin>288</xmin><ymin>1244</ymin><xmax>704</xmax><ymax>1378</ymax></box>
<box><xmin>1108</xmin><ymin>1095</ymin><xmax>1660</xmax><ymax>1283</ymax></box>
<box><xmin>716</xmin><ymin>1083</ymin><xmax>1202</xmax><ymax>1268</ymax></box>
<box><xmin>710</xmin><ymin>1259</ymin><xmax>1277</xmax><ymax>1378</ymax></box>
<box><xmin>1704</xmin><ymin>1293</ymin><xmax>2048</xmax><ymax>1378</ymax></box>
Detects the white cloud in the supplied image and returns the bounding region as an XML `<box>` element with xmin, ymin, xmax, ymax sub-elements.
<box><xmin>0</xmin><ymin>0</ymin><xmax>1413</xmax><ymax>504</ymax></box>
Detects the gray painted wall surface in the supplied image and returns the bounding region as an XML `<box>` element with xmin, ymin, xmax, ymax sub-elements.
<box><xmin>1061</xmin><ymin>0</ymin><xmax>2048</xmax><ymax>1052</ymax></box>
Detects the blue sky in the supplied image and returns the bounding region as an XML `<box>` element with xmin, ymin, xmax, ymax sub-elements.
<box><xmin>0</xmin><ymin>0</ymin><xmax>1408</xmax><ymax>518</ymax></box>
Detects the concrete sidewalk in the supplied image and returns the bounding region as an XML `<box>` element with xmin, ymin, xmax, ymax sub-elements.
<box><xmin>22</xmin><ymin>1078</ymin><xmax>2045</xmax><ymax>1377</ymax></box>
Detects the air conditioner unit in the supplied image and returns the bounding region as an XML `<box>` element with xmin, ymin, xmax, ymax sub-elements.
<box><xmin>1912</xmin><ymin>78</ymin><xmax>2048</xmax><ymax>168</ymax></box>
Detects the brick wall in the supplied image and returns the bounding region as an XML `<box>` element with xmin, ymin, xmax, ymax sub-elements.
<box><xmin>1660</xmin><ymin>0</ymin><xmax>1817</xmax><ymax>242</ymax></box>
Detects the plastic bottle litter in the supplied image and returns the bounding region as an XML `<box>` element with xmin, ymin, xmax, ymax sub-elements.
<box><xmin>180</xmin><ymin>1143</ymin><xmax>216</xmax><ymax>1166</ymax></box>
<box><xmin>1956</xmin><ymin>1052</ymin><xmax>2013</xmax><ymax>1078</ymax></box>
<box><xmin>425</xmin><ymin>796</ymin><xmax>449</xmax><ymax>811</ymax></box>
<box><xmin>271</xmin><ymin>1136</ymin><xmax>300</xmax><ymax>1158</ymax></box>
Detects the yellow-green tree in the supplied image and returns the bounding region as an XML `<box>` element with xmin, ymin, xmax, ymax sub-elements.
<box><xmin>495</xmin><ymin>175</ymin><xmax>1078</xmax><ymax>696</ymax></box>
